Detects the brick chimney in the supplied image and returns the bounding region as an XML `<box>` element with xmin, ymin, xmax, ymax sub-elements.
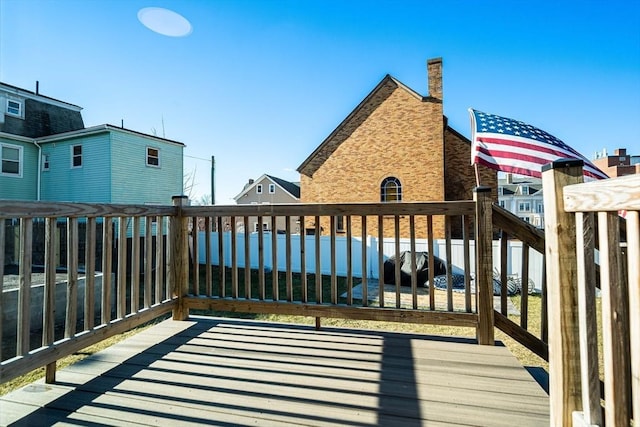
<box><xmin>427</xmin><ymin>57</ymin><xmax>443</xmax><ymax>101</ymax></box>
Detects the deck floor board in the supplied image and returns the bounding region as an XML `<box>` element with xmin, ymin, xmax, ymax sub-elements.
<box><xmin>1</xmin><ymin>316</ymin><xmax>549</xmax><ymax>426</ymax></box>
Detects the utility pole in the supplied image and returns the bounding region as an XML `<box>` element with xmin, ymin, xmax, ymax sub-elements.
<box><xmin>211</xmin><ymin>155</ymin><xmax>215</xmax><ymax>205</ymax></box>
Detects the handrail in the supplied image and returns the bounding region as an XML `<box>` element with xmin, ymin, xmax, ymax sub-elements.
<box><xmin>0</xmin><ymin>200</ymin><xmax>176</xmax><ymax>219</ymax></box>
<box><xmin>492</xmin><ymin>205</ymin><xmax>545</xmax><ymax>253</ymax></box>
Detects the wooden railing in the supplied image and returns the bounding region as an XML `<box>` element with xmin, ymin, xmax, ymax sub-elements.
<box><xmin>491</xmin><ymin>204</ymin><xmax>548</xmax><ymax>360</ymax></box>
<box><xmin>1</xmin><ymin>190</ymin><xmax>500</xmax><ymax>385</ymax></box>
<box><xmin>543</xmin><ymin>160</ymin><xmax>638</xmax><ymax>427</ymax></box>
<box><xmin>0</xmin><ymin>201</ymin><xmax>178</xmax><ymax>384</ymax></box>
<box><xmin>175</xmin><ymin>191</ymin><xmax>493</xmax><ymax>338</ymax></box>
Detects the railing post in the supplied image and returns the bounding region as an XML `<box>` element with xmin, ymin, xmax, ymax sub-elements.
<box><xmin>474</xmin><ymin>186</ymin><xmax>494</xmax><ymax>345</ymax></box>
<box><xmin>171</xmin><ymin>195</ymin><xmax>189</xmax><ymax>320</ymax></box>
<box><xmin>541</xmin><ymin>159</ymin><xmax>584</xmax><ymax>427</ymax></box>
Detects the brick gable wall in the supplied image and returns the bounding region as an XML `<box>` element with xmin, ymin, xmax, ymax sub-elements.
<box><xmin>300</xmin><ymin>59</ymin><xmax>497</xmax><ymax>240</ymax></box>
<box><xmin>301</xmin><ymin>83</ymin><xmax>449</xmax><ymax>238</ymax></box>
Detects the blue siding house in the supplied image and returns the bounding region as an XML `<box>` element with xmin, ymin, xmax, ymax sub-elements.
<box><xmin>0</xmin><ymin>82</ymin><xmax>184</xmax><ymax>204</ymax></box>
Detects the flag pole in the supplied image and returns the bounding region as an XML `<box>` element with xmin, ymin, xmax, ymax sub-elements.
<box><xmin>469</xmin><ymin>108</ymin><xmax>481</xmax><ymax>187</ymax></box>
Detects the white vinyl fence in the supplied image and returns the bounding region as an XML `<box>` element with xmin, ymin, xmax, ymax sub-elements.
<box><xmin>196</xmin><ymin>232</ymin><xmax>544</xmax><ymax>291</ymax></box>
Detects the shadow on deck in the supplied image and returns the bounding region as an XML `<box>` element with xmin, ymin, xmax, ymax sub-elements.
<box><xmin>1</xmin><ymin>317</ymin><xmax>549</xmax><ymax>426</ymax></box>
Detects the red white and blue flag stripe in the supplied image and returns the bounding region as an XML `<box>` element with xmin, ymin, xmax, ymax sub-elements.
<box><xmin>469</xmin><ymin>109</ymin><xmax>608</xmax><ymax>181</ymax></box>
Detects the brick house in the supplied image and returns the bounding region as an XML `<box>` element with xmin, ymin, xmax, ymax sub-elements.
<box><xmin>296</xmin><ymin>58</ymin><xmax>496</xmax><ymax>238</ymax></box>
<box><xmin>592</xmin><ymin>147</ymin><xmax>640</xmax><ymax>177</ymax></box>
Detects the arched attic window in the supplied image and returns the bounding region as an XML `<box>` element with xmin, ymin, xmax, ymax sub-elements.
<box><xmin>380</xmin><ymin>177</ymin><xmax>402</xmax><ymax>202</ymax></box>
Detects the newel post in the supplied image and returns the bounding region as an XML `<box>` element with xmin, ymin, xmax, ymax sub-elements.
<box><xmin>170</xmin><ymin>195</ymin><xmax>190</xmax><ymax>320</ymax></box>
<box><xmin>542</xmin><ymin>159</ymin><xmax>583</xmax><ymax>427</ymax></box>
<box><xmin>474</xmin><ymin>186</ymin><xmax>494</xmax><ymax>345</ymax></box>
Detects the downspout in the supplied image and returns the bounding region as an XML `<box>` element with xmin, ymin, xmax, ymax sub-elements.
<box><xmin>34</xmin><ymin>140</ymin><xmax>42</xmax><ymax>200</ymax></box>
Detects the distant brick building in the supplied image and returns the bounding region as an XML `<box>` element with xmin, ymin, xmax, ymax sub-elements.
<box><xmin>297</xmin><ymin>58</ymin><xmax>496</xmax><ymax>238</ymax></box>
<box><xmin>592</xmin><ymin>148</ymin><xmax>640</xmax><ymax>177</ymax></box>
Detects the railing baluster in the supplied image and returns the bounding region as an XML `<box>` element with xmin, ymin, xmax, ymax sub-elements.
<box><xmin>66</xmin><ymin>217</ymin><xmax>79</xmax><ymax>337</ymax></box>
<box><xmin>500</xmin><ymin>231</ymin><xmax>508</xmax><ymax>316</ymax></box>
<box><xmin>231</xmin><ymin>216</ymin><xmax>238</xmax><ymax>298</ymax></box>
<box><xmin>285</xmin><ymin>216</ymin><xmax>292</xmax><ymax>302</ymax></box>
<box><xmin>205</xmin><ymin>217</ymin><xmax>212</xmax><ymax>297</ymax></box>
<box><xmin>155</xmin><ymin>216</ymin><xmax>164</xmax><ymax>304</ymax></box>
<box><xmin>43</xmin><ymin>218</ymin><xmax>56</xmax><ymax>346</ymax></box>
<box><xmin>191</xmin><ymin>217</ymin><xmax>199</xmax><ymax>296</ymax></box>
<box><xmin>445</xmin><ymin>216</ymin><xmax>453</xmax><ymax>312</ymax></box>
<box><xmin>271</xmin><ymin>216</ymin><xmax>278</xmax><ymax>301</ymax></box>
<box><xmin>540</xmin><ymin>256</ymin><xmax>548</xmax><ymax>343</ymax></box>
<box><xmin>43</xmin><ymin>217</ymin><xmax>57</xmax><ymax>382</ymax></box>
<box><xmin>85</xmin><ymin>217</ymin><xmax>96</xmax><ymax>328</ymax></box>
<box><xmin>575</xmin><ymin>211</ymin><xmax>602</xmax><ymax>426</ymax></box>
<box><xmin>626</xmin><ymin>210</ymin><xmax>640</xmax><ymax>424</ymax></box>
<box><xmin>361</xmin><ymin>215</ymin><xmax>368</xmax><ymax>307</ymax></box>
<box><xmin>427</xmin><ymin>215</ymin><xmax>435</xmax><ymax>310</ymax></box>
<box><xmin>410</xmin><ymin>215</ymin><xmax>417</xmax><ymax>309</ymax></box>
<box><xmin>258</xmin><ymin>216</ymin><xmax>265</xmax><ymax>300</ymax></box>
<box><xmin>17</xmin><ymin>218</ymin><xmax>32</xmax><ymax>356</ymax></box>
<box><xmin>217</xmin><ymin>216</ymin><xmax>225</xmax><ymax>297</ymax></box>
<box><xmin>131</xmin><ymin>216</ymin><xmax>140</xmax><ymax>313</ymax></box>
<box><xmin>300</xmin><ymin>215</ymin><xmax>307</xmax><ymax>303</ymax></box>
<box><xmin>117</xmin><ymin>217</ymin><xmax>127</xmax><ymax>319</ymax></box>
<box><xmin>315</xmin><ymin>216</ymin><xmax>321</xmax><ymax>304</ymax></box>
<box><xmin>520</xmin><ymin>243</ymin><xmax>529</xmax><ymax>329</ymax></box>
<box><xmin>598</xmin><ymin>211</ymin><xmax>631</xmax><ymax>427</ymax></box>
<box><xmin>463</xmin><ymin>215</ymin><xmax>472</xmax><ymax>313</ymax></box>
<box><xmin>144</xmin><ymin>217</ymin><xmax>152</xmax><ymax>308</ymax></box>
<box><xmin>330</xmin><ymin>215</ymin><xmax>337</xmax><ymax>304</ymax></box>
<box><xmin>378</xmin><ymin>215</ymin><xmax>384</xmax><ymax>308</ymax></box>
<box><xmin>346</xmin><ymin>215</ymin><xmax>353</xmax><ymax>306</ymax></box>
<box><xmin>243</xmin><ymin>216</ymin><xmax>250</xmax><ymax>299</ymax></box>
<box><xmin>102</xmin><ymin>217</ymin><xmax>113</xmax><ymax>324</ymax></box>
<box><xmin>394</xmin><ymin>215</ymin><xmax>400</xmax><ymax>308</ymax></box>
<box><xmin>165</xmin><ymin>214</ymin><xmax>172</xmax><ymax>301</ymax></box>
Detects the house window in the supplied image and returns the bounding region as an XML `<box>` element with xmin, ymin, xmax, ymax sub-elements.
<box><xmin>380</xmin><ymin>177</ymin><xmax>402</xmax><ymax>202</ymax></box>
<box><xmin>6</xmin><ymin>99</ymin><xmax>21</xmax><ymax>117</ymax></box>
<box><xmin>536</xmin><ymin>204</ymin><xmax>543</xmax><ymax>213</ymax></box>
<box><xmin>146</xmin><ymin>147</ymin><xmax>160</xmax><ymax>167</ymax></box>
<box><xmin>42</xmin><ymin>153</ymin><xmax>50</xmax><ymax>171</ymax></box>
<box><xmin>254</xmin><ymin>222</ymin><xmax>269</xmax><ymax>232</ymax></box>
<box><xmin>499</xmin><ymin>200</ymin><xmax>505</xmax><ymax>208</ymax></box>
<box><xmin>71</xmin><ymin>144</ymin><xmax>82</xmax><ymax>168</ymax></box>
<box><xmin>1</xmin><ymin>143</ymin><xmax>22</xmax><ymax>177</ymax></box>
<box><xmin>256</xmin><ymin>184</ymin><xmax>263</xmax><ymax>194</ymax></box>
<box><xmin>518</xmin><ymin>202</ymin><xmax>530</xmax><ymax>212</ymax></box>
<box><xmin>268</xmin><ymin>184</ymin><xmax>275</xmax><ymax>194</ymax></box>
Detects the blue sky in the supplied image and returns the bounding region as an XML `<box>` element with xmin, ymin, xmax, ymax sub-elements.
<box><xmin>1</xmin><ymin>0</ymin><xmax>639</xmax><ymax>204</ymax></box>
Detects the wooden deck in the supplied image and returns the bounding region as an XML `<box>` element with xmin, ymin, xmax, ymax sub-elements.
<box><xmin>1</xmin><ymin>317</ymin><xmax>549</xmax><ymax>426</ymax></box>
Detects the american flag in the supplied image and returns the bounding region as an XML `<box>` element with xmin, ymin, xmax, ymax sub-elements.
<box><xmin>469</xmin><ymin>109</ymin><xmax>608</xmax><ymax>180</ymax></box>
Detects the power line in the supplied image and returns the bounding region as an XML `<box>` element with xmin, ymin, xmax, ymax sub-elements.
<box><xmin>184</xmin><ymin>154</ymin><xmax>212</xmax><ymax>162</ymax></box>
